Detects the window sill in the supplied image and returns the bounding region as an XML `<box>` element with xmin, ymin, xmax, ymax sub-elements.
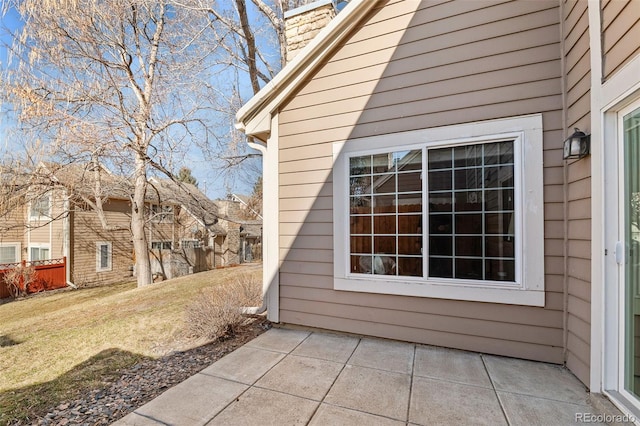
<box><xmin>334</xmin><ymin>277</ymin><xmax>545</xmax><ymax>307</ymax></box>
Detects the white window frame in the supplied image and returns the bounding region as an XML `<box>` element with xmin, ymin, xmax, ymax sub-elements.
<box><xmin>28</xmin><ymin>244</ymin><xmax>50</xmax><ymax>261</ymax></box>
<box><xmin>0</xmin><ymin>243</ymin><xmax>21</xmax><ymax>264</ymax></box>
<box><xmin>29</xmin><ymin>194</ymin><xmax>51</xmax><ymax>221</ymax></box>
<box><xmin>332</xmin><ymin>114</ymin><xmax>545</xmax><ymax>306</ymax></box>
<box><xmin>96</xmin><ymin>241</ymin><xmax>112</xmax><ymax>272</ymax></box>
<box><xmin>151</xmin><ymin>241</ymin><xmax>173</xmax><ymax>250</ymax></box>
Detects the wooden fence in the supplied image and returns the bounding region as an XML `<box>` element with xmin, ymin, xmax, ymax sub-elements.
<box><xmin>0</xmin><ymin>257</ymin><xmax>67</xmax><ymax>299</ymax></box>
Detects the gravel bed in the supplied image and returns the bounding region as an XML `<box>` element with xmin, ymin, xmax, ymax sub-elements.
<box><xmin>31</xmin><ymin>319</ymin><xmax>271</xmax><ymax>426</ymax></box>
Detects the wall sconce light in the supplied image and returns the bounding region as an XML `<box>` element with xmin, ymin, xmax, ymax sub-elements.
<box><xmin>563</xmin><ymin>128</ymin><xmax>590</xmax><ymax>160</ymax></box>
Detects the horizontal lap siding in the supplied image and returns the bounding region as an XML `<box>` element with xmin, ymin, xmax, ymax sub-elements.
<box><xmin>72</xmin><ymin>200</ymin><xmax>133</xmax><ymax>286</ymax></box>
<box><xmin>602</xmin><ymin>0</ymin><xmax>640</xmax><ymax>80</ymax></box>
<box><xmin>278</xmin><ymin>0</ymin><xmax>564</xmax><ymax>363</ymax></box>
<box><xmin>563</xmin><ymin>0</ymin><xmax>591</xmax><ymax>386</ymax></box>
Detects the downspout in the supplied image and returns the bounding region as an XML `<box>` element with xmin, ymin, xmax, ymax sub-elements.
<box><xmin>63</xmin><ymin>191</ymin><xmax>77</xmax><ymax>289</ymax></box>
<box><xmin>240</xmin><ymin>112</ymin><xmax>280</xmax><ymax>320</ymax></box>
<box><xmin>559</xmin><ymin>0</ymin><xmax>569</xmax><ymax>367</ymax></box>
<box><xmin>242</xmin><ymin>137</ymin><xmax>268</xmax><ymax>316</ymax></box>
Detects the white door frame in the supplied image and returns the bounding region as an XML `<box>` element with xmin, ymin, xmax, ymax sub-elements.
<box><xmin>599</xmin><ymin>70</ymin><xmax>640</xmax><ymax>421</ymax></box>
<box><xmin>602</xmin><ymin>99</ymin><xmax>640</xmax><ymax>418</ymax></box>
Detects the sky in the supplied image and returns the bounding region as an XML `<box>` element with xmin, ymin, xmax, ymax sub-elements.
<box><xmin>0</xmin><ymin>4</ymin><xmax>268</xmax><ymax>201</ymax></box>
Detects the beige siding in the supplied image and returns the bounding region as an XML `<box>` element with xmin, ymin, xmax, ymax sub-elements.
<box><xmin>278</xmin><ymin>0</ymin><xmax>565</xmax><ymax>363</ymax></box>
<box><xmin>602</xmin><ymin>0</ymin><xmax>640</xmax><ymax>80</ymax></box>
<box><xmin>71</xmin><ymin>199</ymin><xmax>133</xmax><ymax>286</ymax></box>
<box><xmin>563</xmin><ymin>0</ymin><xmax>591</xmax><ymax>386</ymax></box>
<box><xmin>0</xmin><ymin>202</ymin><xmax>26</xmax><ymax>252</ymax></box>
<box><xmin>27</xmin><ymin>189</ymin><xmax>66</xmax><ymax>259</ymax></box>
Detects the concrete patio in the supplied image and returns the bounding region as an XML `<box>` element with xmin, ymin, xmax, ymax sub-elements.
<box><xmin>115</xmin><ymin>327</ymin><xmax>613</xmax><ymax>425</ymax></box>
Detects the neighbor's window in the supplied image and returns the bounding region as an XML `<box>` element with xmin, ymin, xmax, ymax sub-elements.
<box><xmin>333</xmin><ymin>115</ymin><xmax>544</xmax><ymax>306</ymax></box>
<box><xmin>0</xmin><ymin>243</ymin><xmax>20</xmax><ymax>264</ymax></box>
<box><xmin>29</xmin><ymin>245</ymin><xmax>50</xmax><ymax>261</ymax></box>
<box><xmin>150</xmin><ymin>204</ymin><xmax>174</xmax><ymax>223</ymax></box>
<box><xmin>96</xmin><ymin>242</ymin><xmax>112</xmax><ymax>272</ymax></box>
<box><xmin>30</xmin><ymin>194</ymin><xmax>51</xmax><ymax>220</ymax></box>
<box><xmin>180</xmin><ymin>239</ymin><xmax>202</xmax><ymax>249</ymax></box>
<box><xmin>151</xmin><ymin>241</ymin><xmax>173</xmax><ymax>250</ymax></box>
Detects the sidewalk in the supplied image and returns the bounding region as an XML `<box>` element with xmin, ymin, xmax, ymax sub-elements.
<box><xmin>115</xmin><ymin>327</ymin><xmax>613</xmax><ymax>425</ymax></box>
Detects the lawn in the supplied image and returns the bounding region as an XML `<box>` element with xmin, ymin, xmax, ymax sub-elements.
<box><xmin>0</xmin><ymin>264</ymin><xmax>262</xmax><ymax>424</ymax></box>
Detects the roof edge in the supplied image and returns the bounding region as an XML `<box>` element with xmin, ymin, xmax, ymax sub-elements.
<box><xmin>284</xmin><ymin>0</ymin><xmax>334</xmax><ymax>19</ymax></box>
<box><xmin>235</xmin><ymin>0</ymin><xmax>375</xmax><ymax>136</ymax></box>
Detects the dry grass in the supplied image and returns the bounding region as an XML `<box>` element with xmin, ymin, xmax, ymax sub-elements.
<box><xmin>0</xmin><ymin>264</ymin><xmax>262</xmax><ymax>425</ymax></box>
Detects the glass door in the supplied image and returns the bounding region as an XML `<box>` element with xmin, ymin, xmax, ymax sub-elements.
<box><xmin>624</xmin><ymin>104</ymin><xmax>640</xmax><ymax>399</ymax></box>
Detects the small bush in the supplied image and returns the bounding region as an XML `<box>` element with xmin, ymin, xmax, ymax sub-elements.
<box><xmin>3</xmin><ymin>264</ymin><xmax>36</xmax><ymax>298</ymax></box>
<box><xmin>185</xmin><ymin>272</ymin><xmax>262</xmax><ymax>340</ymax></box>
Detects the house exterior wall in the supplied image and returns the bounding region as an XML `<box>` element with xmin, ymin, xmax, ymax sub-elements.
<box><xmin>563</xmin><ymin>0</ymin><xmax>592</xmax><ymax>386</ymax></box>
<box><xmin>601</xmin><ymin>0</ymin><xmax>640</xmax><ymax>81</ymax></box>
<box><xmin>0</xmin><ymin>202</ymin><xmax>26</xmax><ymax>253</ymax></box>
<box><xmin>26</xmin><ymin>188</ymin><xmax>66</xmax><ymax>259</ymax></box>
<box><xmin>71</xmin><ymin>198</ymin><xmax>133</xmax><ymax>286</ymax></box>
<box><xmin>277</xmin><ymin>0</ymin><xmax>565</xmax><ymax>363</ymax></box>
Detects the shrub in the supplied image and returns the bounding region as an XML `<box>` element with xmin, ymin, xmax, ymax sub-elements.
<box><xmin>185</xmin><ymin>272</ymin><xmax>262</xmax><ymax>340</ymax></box>
<box><xmin>3</xmin><ymin>264</ymin><xmax>36</xmax><ymax>298</ymax></box>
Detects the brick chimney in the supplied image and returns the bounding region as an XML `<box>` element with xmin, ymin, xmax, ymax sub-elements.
<box><xmin>284</xmin><ymin>0</ymin><xmax>337</xmax><ymax>63</ymax></box>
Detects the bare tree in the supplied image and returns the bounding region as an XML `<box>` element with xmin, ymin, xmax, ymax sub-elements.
<box><xmin>1</xmin><ymin>0</ymin><xmax>219</xmax><ymax>286</ymax></box>
<box><xmin>190</xmin><ymin>0</ymin><xmax>314</xmax><ymax>173</ymax></box>
<box><xmin>0</xmin><ymin>0</ymin><xmax>317</xmax><ymax>287</ymax></box>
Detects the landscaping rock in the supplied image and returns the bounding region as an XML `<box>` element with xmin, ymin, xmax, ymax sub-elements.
<box><xmin>33</xmin><ymin>318</ymin><xmax>271</xmax><ymax>425</ymax></box>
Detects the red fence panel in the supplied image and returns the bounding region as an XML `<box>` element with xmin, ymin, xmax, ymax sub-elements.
<box><xmin>0</xmin><ymin>257</ymin><xmax>67</xmax><ymax>299</ymax></box>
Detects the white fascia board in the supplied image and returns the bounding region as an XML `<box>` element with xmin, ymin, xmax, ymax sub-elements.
<box><xmin>235</xmin><ymin>0</ymin><xmax>376</xmax><ymax>137</ymax></box>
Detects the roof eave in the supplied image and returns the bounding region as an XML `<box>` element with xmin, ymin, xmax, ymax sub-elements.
<box><xmin>235</xmin><ymin>0</ymin><xmax>376</xmax><ymax>138</ymax></box>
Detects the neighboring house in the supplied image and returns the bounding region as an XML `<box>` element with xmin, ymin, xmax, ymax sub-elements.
<box><xmin>236</xmin><ymin>0</ymin><xmax>640</xmax><ymax>415</ymax></box>
<box><xmin>145</xmin><ymin>178</ymin><xmax>221</xmax><ymax>279</ymax></box>
<box><xmin>144</xmin><ymin>179</ymin><xmax>262</xmax><ymax>277</ymax></box>
<box><xmin>0</xmin><ymin>165</ymin><xmax>258</xmax><ymax>290</ymax></box>
<box><xmin>214</xmin><ymin>197</ymin><xmax>262</xmax><ymax>265</ymax></box>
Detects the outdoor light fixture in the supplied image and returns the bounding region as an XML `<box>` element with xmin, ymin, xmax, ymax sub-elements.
<box><xmin>563</xmin><ymin>128</ymin><xmax>590</xmax><ymax>160</ymax></box>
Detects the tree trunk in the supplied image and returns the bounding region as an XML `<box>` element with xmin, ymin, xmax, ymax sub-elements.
<box><xmin>132</xmin><ymin>155</ymin><xmax>152</xmax><ymax>286</ymax></box>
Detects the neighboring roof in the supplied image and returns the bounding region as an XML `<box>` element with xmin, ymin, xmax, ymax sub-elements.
<box><xmin>240</xmin><ymin>222</ymin><xmax>262</xmax><ymax>238</ymax></box>
<box><xmin>43</xmin><ymin>162</ymin><xmax>132</xmax><ymax>200</ymax></box>
<box><xmin>147</xmin><ymin>178</ymin><xmax>222</xmax><ymax>231</ymax></box>
<box><xmin>235</xmin><ymin>0</ymin><xmax>376</xmax><ymax>141</ymax></box>
<box><xmin>230</xmin><ymin>193</ymin><xmax>263</xmax><ymax>220</ymax></box>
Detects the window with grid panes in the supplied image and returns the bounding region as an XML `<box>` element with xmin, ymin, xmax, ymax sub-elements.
<box><xmin>348</xmin><ymin>141</ymin><xmax>515</xmax><ymax>282</ymax></box>
<box><xmin>333</xmin><ymin>115</ymin><xmax>545</xmax><ymax>306</ymax></box>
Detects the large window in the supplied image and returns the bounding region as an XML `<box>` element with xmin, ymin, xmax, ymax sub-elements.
<box><xmin>333</xmin><ymin>115</ymin><xmax>544</xmax><ymax>306</ymax></box>
<box><xmin>349</xmin><ymin>141</ymin><xmax>516</xmax><ymax>282</ymax></box>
